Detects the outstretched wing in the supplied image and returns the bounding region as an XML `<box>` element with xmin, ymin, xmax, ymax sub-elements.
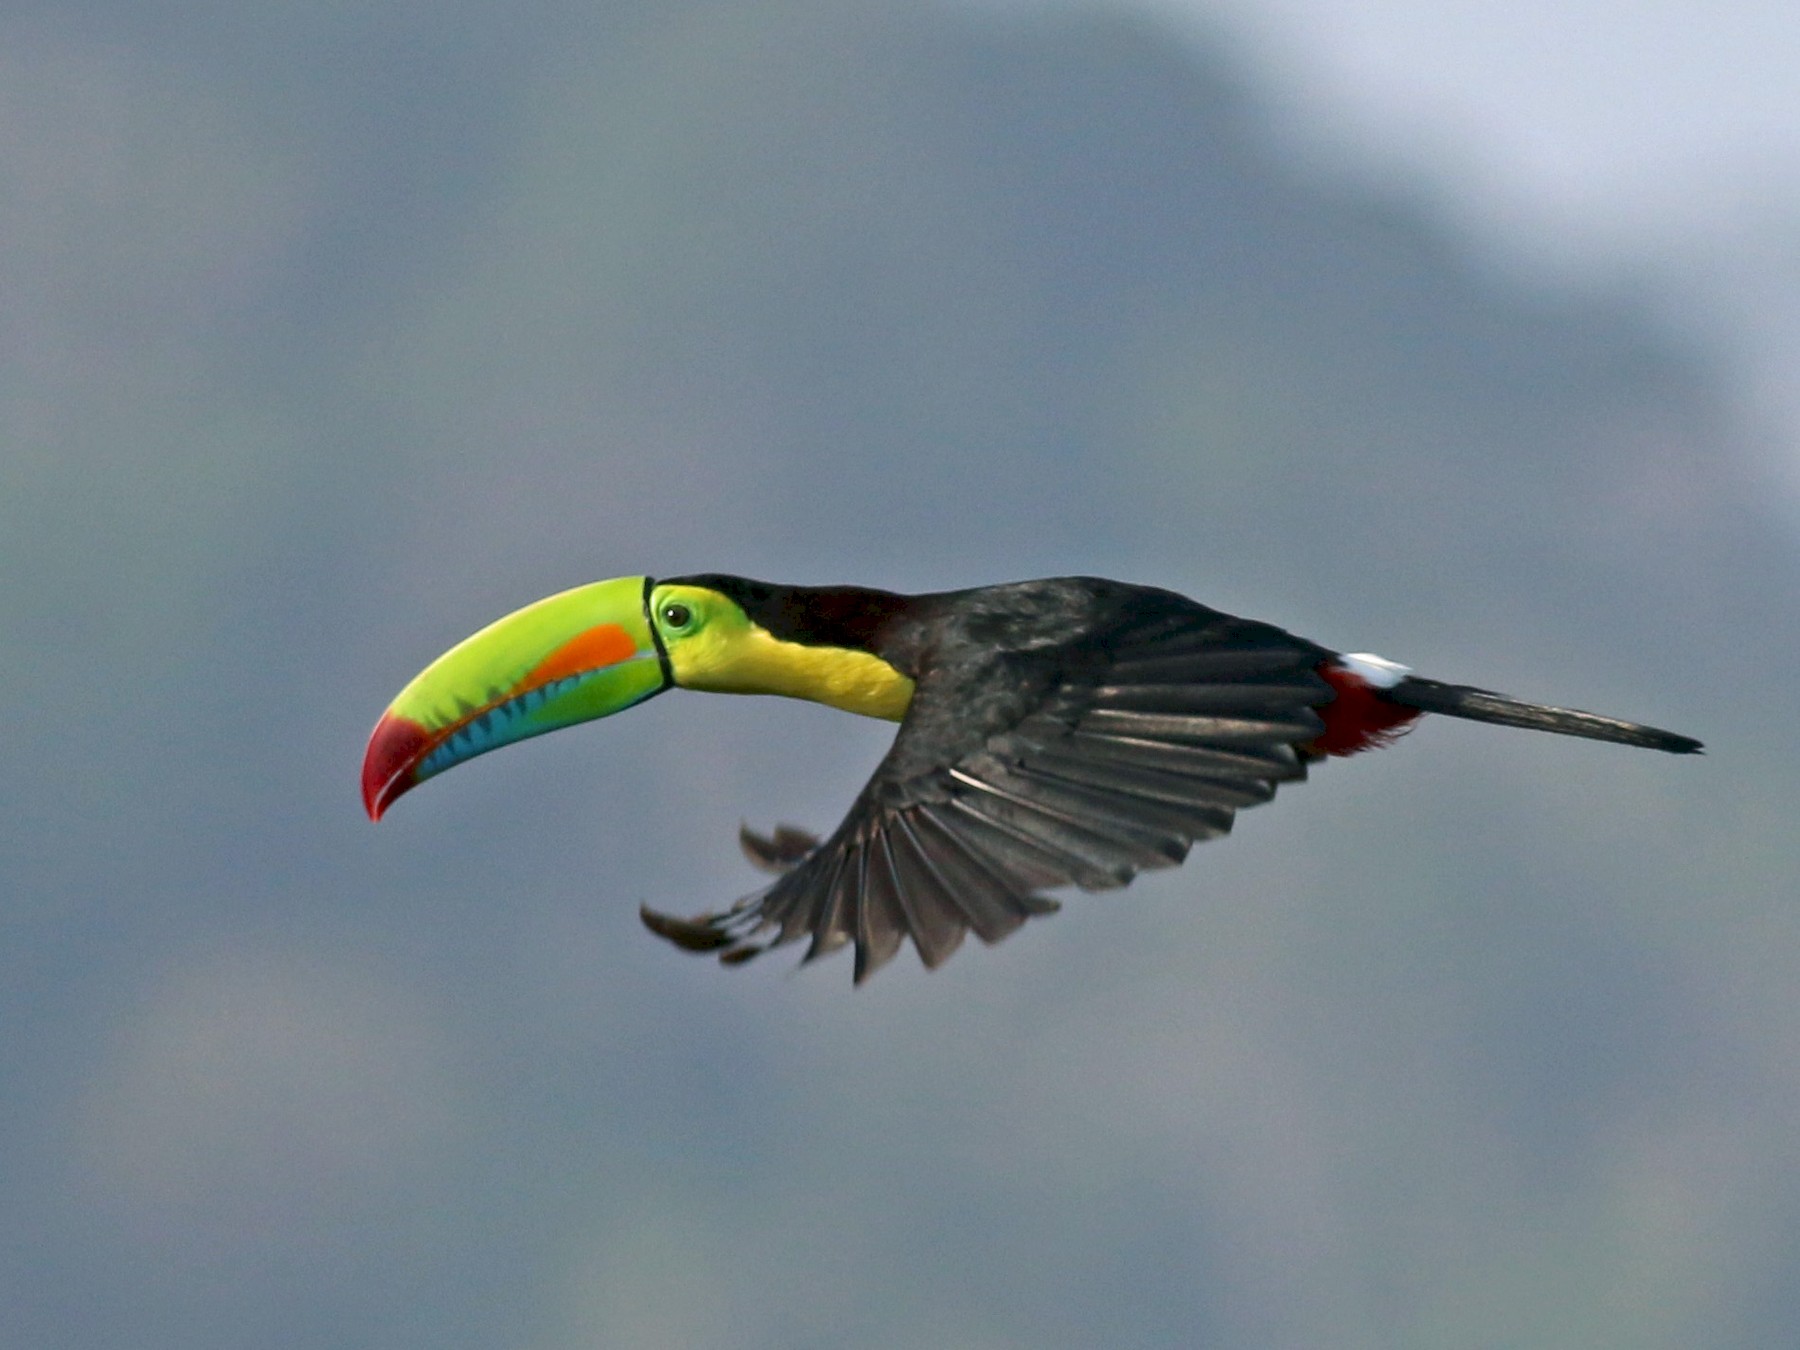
<box><xmin>642</xmin><ymin>595</ymin><xmax>1332</xmax><ymax>983</ymax></box>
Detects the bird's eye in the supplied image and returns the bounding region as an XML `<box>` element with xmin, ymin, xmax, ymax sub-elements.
<box><xmin>660</xmin><ymin>602</ymin><xmax>693</xmax><ymax>629</ymax></box>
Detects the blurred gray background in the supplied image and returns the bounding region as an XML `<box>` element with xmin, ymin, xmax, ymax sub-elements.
<box><xmin>5</xmin><ymin>1</ymin><xmax>1797</xmax><ymax>1346</ymax></box>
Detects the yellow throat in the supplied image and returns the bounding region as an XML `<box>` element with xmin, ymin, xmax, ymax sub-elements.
<box><xmin>655</xmin><ymin>584</ymin><xmax>915</xmax><ymax>721</ymax></box>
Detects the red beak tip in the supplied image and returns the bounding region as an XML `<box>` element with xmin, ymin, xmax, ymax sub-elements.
<box><xmin>361</xmin><ymin>713</ymin><xmax>431</xmax><ymax>823</ymax></box>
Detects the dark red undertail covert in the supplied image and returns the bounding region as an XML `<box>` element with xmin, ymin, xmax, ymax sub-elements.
<box><xmin>1311</xmin><ymin>661</ymin><xmax>1422</xmax><ymax>756</ymax></box>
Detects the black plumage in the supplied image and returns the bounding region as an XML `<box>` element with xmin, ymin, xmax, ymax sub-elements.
<box><xmin>642</xmin><ymin>578</ymin><xmax>1337</xmax><ymax>983</ymax></box>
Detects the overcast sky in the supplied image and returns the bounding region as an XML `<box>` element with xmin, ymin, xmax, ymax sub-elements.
<box><xmin>1118</xmin><ymin>0</ymin><xmax>1800</xmax><ymax>259</ymax></box>
<box><xmin>1056</xmin><ymin>0</ymin><xmax>1800</xmax><ymax>503</ymax></box>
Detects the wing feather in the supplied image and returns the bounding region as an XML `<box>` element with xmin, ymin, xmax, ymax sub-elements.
<box><xmin>802</xmin><ymin>844</ymin><xmax>857</xmax><ymax>961</ymax></box>
<box><xmin>893</xmin><ymin>810</ymin><xmax>1048</xmax><ymax>945</ymax></box>
<box><xmin>1022</xmin><ymin>743</ymin><xmax>1275</xmax><ymax>812</ymax></box>
<box><xmin>1090</xmin><ymin>679</ymin><xmax>1329</xmax><ymax>715</ymax></box>
<box><xmin>854</xmin><ymin>835</ymin><xmax>907</xmax><ymax>982</ymax></box>
<box><xmin>881</xmin><ymin>817</ymin><xmax>970</xmax><ymax>969</ymax></box>
<box><xmin>988</xmin><ymin>757</ymin><xmax>1238</xmax><ymax>842</ymax></box>
<box><xmin>1077</xmin><ymin>707</ymin><xmax>1324</xmax><ymax>745</ymax></box>
<box><xmin>940</xmin><ymin>793</ymin><xmax>1140</xmax><ymax>888</ymax></box>
<box><xmin>1054</xmin><ymin>729</ymin><xmax>1307</xmax><ymax>782</ymax></box>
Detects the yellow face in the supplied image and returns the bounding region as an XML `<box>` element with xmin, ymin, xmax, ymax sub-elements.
<box><xmin>648</xmin><ymin>583</ymin><xmax>915</xmax><ymax>722</ymax></box>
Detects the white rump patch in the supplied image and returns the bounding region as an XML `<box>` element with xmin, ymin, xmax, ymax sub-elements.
<box><xmin>1338</xmin><ymin>652</ymin><xmax>1412</xmax><ymax>689</ymax></box>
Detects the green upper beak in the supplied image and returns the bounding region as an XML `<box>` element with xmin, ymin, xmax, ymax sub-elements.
<box><xmin>361</xmin><ymin>575</ymin><xmax>669</xmax><ymax>820</ymax></box>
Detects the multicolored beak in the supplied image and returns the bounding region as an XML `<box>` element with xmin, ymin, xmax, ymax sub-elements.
<box><xmin>362</xmin><ymin>576</ymin><xmax>668</xmax><ymax>820</ymax></box>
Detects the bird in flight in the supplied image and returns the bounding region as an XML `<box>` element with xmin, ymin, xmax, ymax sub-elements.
<box><xmin>362</xmin><ymin>574</ymin><xmax>1700</xmax><ymax>983</ymax></box>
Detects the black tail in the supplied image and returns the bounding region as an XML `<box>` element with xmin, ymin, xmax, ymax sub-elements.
<box><xmin>1389</xmin><ymin>677</ymin><xmax>1702</xmax><ymax>755</ymax></box>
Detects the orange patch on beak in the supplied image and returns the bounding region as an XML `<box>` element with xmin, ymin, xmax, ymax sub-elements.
<box><xmin>521</xmin><ymin>623</ymin><xmax>641</xmax><ymax>690</ymax></box>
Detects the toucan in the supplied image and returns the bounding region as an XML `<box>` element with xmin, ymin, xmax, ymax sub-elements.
<box><xmin>362</xmin><ymin>574</ymin><xmax>1700</xmax><ymax>983</ymax></box>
